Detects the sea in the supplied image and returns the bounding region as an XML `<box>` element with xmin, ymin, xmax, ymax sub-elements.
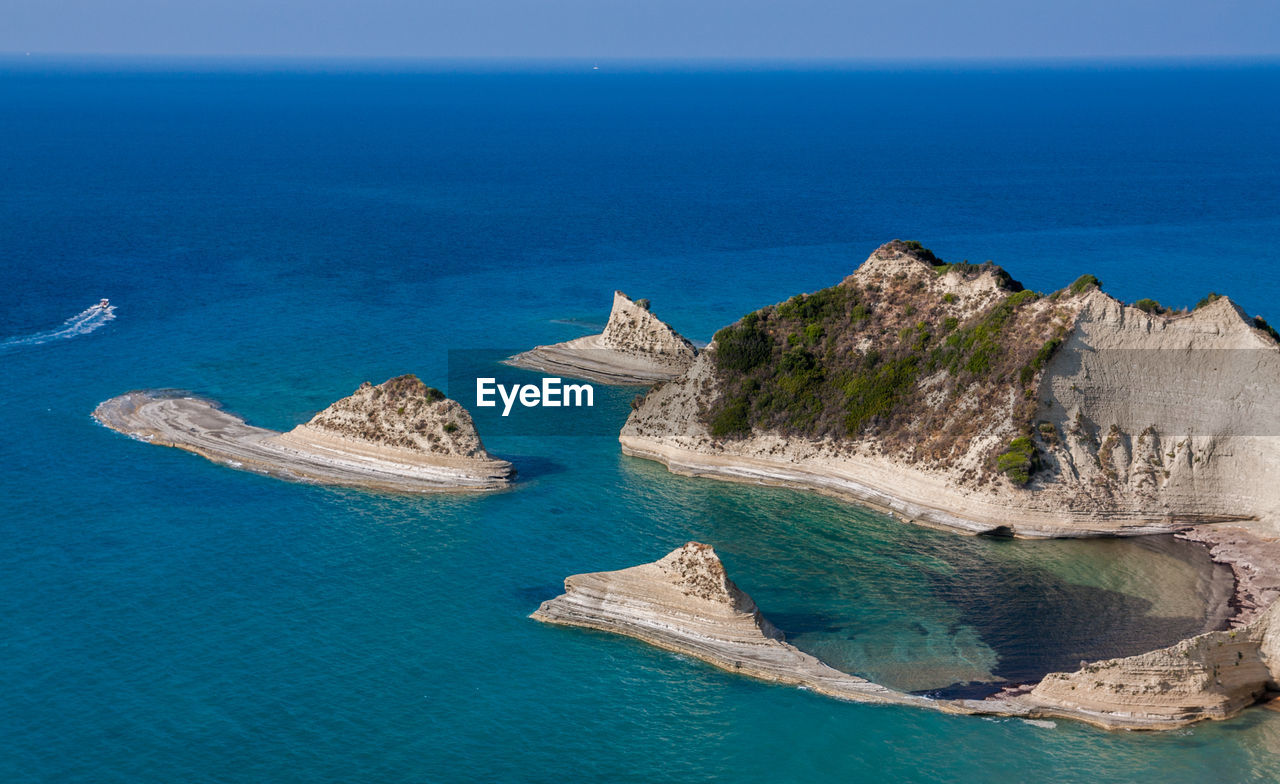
<box><xmin>2</xmin><ymin>59</ymin><xmax>1279</xmax><ymax>782</ymax></box>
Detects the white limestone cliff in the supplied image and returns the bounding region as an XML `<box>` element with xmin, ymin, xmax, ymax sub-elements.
<box><xmin>621</xmin><ymin>242</ymin><xmax>1280</xmax><ymax>539</ymax></box>
<box><xmin>508</xmin><ymin>291</ymin><xmax>697</xmax><ymax>384</ymax></box>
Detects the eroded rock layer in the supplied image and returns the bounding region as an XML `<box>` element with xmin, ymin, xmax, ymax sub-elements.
<box><xmin>278</xmin><ymin>374</ymin><xmax>493</xmax><ymax>462</ymax></box>
<box><xmin>536</xmin><ymin>544</ymin><xmax>1280</xmax><ymax>730</ymax></box>
<box><xmin>1005</xmin><ymin>599</ymin><xmax>1280</xmax><ymax>727</ymax></box>
<box><xmin>94</xmin><ymin>375</ymin><xmax>512</xmax><ymax>492</ymax></box>
<box><xmin>508</xmin><ymin>291</ymin><xmax>697</xmax><ymax>384</ymax></box>
<box><xmin>532</xmin><ymin>543</ymin><xmax>942</xmax><ymax>709</ymax></box>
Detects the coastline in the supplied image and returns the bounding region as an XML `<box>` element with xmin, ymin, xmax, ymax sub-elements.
<box><xmin>1176</xmin><ymin>524</ymin><xmax>1280</xmax><ymax>627</ymax></box>
<box><xmin>94</xmin><ymin>391</ymin><xmax>514</xmax><ymax>493</ymax></box>
<box><xmin>618</xmin><ymin>434</ymin><xmax>1273</xmax><ymax>670</ymax></box>
<box><xmin>617</xmin><ymin>435</ymin><xmax>1250</xmax><ymax>538</ymax></box>
<box><xmin>536</xmin><ymin>542</ymin><xmax>1280</xmax><ymax>731</ymax></box>
<box><xmin>598</xmin><ymin>243</ymin><xmax>1280</xmax><ymax>730</ymax></box>
<box><xmin>531</xmin><ymin>542</ymin><xmax>967</xmax><ymax>715</ymax></box>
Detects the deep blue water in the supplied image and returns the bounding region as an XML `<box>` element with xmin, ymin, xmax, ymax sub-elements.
<box><xmin>2</xmin><ymin>61</ymin><xmax>1280</xmax><ymax>783</ymax></box>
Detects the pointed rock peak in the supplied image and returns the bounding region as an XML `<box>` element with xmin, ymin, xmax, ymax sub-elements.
<box><xmin>853</xmin><ymin>240</ymin><xmax>946</xmax><ymax>279</ymax></box>
<box><xmin>608</xmin><ymin>291</ymin><xmax>663</xmax><ymax>327</ymax></box>
<box><xmin>371</xmin><ymin>373</ymin><xmax>447</xmax><ymax>403</ymax></box>
<box><xmin>1135</xmin><ymin>293</ymin><xmax>1280</xmax><ymax>343</ymax></box>
<box><xmin>849</xmin><ymin>240</ymin><xmax>1022</xmax><ymax>294</ymax></box>
<box><xmin>295</xmin><ymin>375</ymin><xmax>491</xmax><ymax>459</ymax></box>
<box><xmin>655</xmin><ymin>542</ymin><xmax>757</xmax><ymax>613</ymax></box>
<box><xmin>617</xmin><ymin>291</ymin><xmax>651</xmax><ymax>311</ymax></box>
<box><xmin>601</xmin><ymin>291</ymin><xmax>697</xmax><ymax>361</ymax></box>
<box><xmin>879</xmin><ymin>239</ymin><xmax>947</xmax><ymax>266</ymax></box>
<box><xmin>1192</xmin><ymin>293</ymin><xmax>1249</xmax><ymax>320</ymax></box>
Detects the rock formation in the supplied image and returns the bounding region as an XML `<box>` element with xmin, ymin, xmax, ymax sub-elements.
<box><xmin>1007</xmin><ymin>598</ymin><xmax>1280</xmax><ymax>727</ymax></box>
<box><xmin>276</xmin><ymin>374</ymin><xmax>493</xmax><ymax>462</ymax></box>
<box><xmin>508</xmin><ymin>291</ymin><xmax>697</xmax><ymax>384</ymax></box>
<box><xmin>94</xmin><ymin>374</ymin><xmax>513</xmax><ymax>492</ymax></box>
<box><xmin>536</xmin><ymin>543</ymin><xmax>1280</xmax><ymax>730</ymax></box>
<box><xmin>621</xmin><ymin>240</ymin><xmax>1280</xmax><ymax>539</ymax></box>
<box><xmin>532</xmin><ymin>542</ymin><xmax>943</xmax><ymax>710</ymax></box>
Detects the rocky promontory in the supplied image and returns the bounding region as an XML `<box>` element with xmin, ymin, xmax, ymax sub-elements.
<box><xmin>532</xmin><ymin>542</ymin><xmax>946</xmax><ymax>710</ymax></box>
<box><xmin>621</xmin><ymin>241</ymin><xmax>1280</xmax><ymax>539</ymax></box>
<box><xmin>95</xmin><ymin>374</ymin><xmax>513</xmax><ymax>492</ymax></box>
<box><xmin>604</xmin><ymin>241</ymin><xmax>1280</xmax><ymax>728</ymax></box>
<box><xmin>508</xmin><ymin>291</ymin><xmax>697</xmax><ymax>384</ymax></box>
<box><xmin>536</xmin><ymin>543</ymin><xmax>1280</xmax><ymax>730</ymax></box>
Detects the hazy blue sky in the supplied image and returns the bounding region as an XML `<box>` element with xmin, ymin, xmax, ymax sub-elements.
<box><xmin>5</xmin><ymin>0</ymin><xmax>1279</xmax><ymax>60</ymax></box>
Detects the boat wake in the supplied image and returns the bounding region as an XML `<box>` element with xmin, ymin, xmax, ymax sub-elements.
<box><xmin>0</xmin><ymin>300</ymin><xmax>116</xmax><ymax>353</ymax></box>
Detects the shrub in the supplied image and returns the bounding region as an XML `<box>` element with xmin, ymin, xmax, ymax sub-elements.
<box><xmin>1068</xmin><ymin>274</ymin><xmax>1102</xmax><ymax>295</ymax></box>
<box><xmin>710</xmin><ymin>396</ymin><xmax>752</xmax><ymax>438</ymax></box>
<box><xmin>701</xmin><ymin>264</ymin><xmax>1059</xmax><ymax>476</ymax></box>
<box><xmin>843</xmin><ymin>356</ymin><xmax>919</xmax><ymax>435</ymax></box>
<box><xmin>901</xmin><ymin>240</ymin><xmax>944</xmax><ymax>265</ymax></box>
<box><xmin>1195</xmin><ymin>292</ymin><xmax>1222</xmax><ymax>310</ymax></box>
<box><xmin>1133</xmin><ymin>298</ymin><xmax>1163</xmax><ymax>314</ymax></box>
<box><xmin>941</xmin><ymin>289</ymin><xmax>1040</xmax><ymax>377</ymax></box>
<box><xmin>1255</xmin><ymin>316</ymin><xmax>1280</xmax><ymax>342</ymax></box>
<box><xmin>781</xmin><ymin>347</ymin><xmax>818</xmax><ymax>375</ymax></box>
<box><xmin>443</xmin><ymin>422</ymin><xmax>458</xmax><ymax>433</ymax></box>
<box><xmin>775</xmin><ymin>286</ymin><xmax>852</xmax><ymax>322</ymax></box>
<box><xmin>1019</xmin><ymin>335</ymin><xmax>1064</xmax><ymax>386</ymax></box>
<box><xmin>714</xmin><ymin>314</ymin><xmax>773</xmax><ymax>372</ymax></box>
<box><xmin>996</xmin><ymin>436</ymin><xmax>1038</xmax><ymax>485</ymax></box>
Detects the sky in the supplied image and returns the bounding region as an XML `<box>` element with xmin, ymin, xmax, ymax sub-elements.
<box><xmin>4</xmin><ymin>0</ymin><xmax>1280</xmax><ymax>60</ymax></box>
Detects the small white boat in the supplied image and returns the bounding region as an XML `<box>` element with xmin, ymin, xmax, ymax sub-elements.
<box><xmin>97</xmin><ymin>298</ymin><xmax>110</xmax><ymax>308</ymax></box>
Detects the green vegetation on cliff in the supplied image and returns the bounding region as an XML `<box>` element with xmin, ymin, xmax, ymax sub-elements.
<box><xmin>704</xmin><ymin>243</ymin><xmax>1082</xmax><ymax>482</ymax></box>
<box><xmin>1068</xmin><ymin>274</ymin><xmax>1101</xmax><ymax>295</ymax></box>
<box><xmin>996</xmin><ymin>437</ymin><xmax>1038</xmax><ymax>485</ymax></box>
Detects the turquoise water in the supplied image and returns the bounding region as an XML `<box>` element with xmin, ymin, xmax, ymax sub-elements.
<box><xmin>3</xmin><ymin>61</ymin><xmax>1280</xmax><ymax>782</ymax></box>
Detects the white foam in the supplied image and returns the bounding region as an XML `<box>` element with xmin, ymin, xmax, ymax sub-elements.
<box><xmin>0</xmin><ymin>302</ymin><xmax>116</xmax><ymax>353</ymax></box>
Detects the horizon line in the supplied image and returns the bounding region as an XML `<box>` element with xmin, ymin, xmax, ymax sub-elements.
<box><xmin>2</xmin><ymin>52</ymin><xmax>1279</xmax><ymax>73</ymax></box>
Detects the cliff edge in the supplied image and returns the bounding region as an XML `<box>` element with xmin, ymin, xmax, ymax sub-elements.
<box><xmin>621</xmin><ymin>241</ymin><xmax>1280</xmax><ymax>539</ymax></box>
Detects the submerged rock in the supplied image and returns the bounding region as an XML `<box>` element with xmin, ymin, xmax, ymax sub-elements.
<box><xmin>508</xmin><ymin>291</ymin><xmax>697</xmax><ymax>384</ymax></box>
